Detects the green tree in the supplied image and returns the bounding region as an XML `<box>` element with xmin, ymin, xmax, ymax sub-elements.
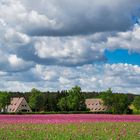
<box><xmin>58</xmin><ymin>86</ymin><xmax>86</xmax><ymax>111</ymax></box>
<box><xmin>100</xmin><ymin>89</ymin><xmax>131</xmax><ymax>114</ymax></box>
<box><xmin>29</xmin><ymin>88</ymin><xmax>44</xmax><ymax>112</ymax></box>
<box><xmin>133</xmin><ymin>96</ymin><xmax>140</xmax><ymax>110</ymax></box>
<box><xmin>0</xmin><ymin>92</ymin><xmax>10</xmax><ymax>112</ymax></box>
<box><xmin>44</xmin><ymin>92</ymin><xmax>60</xmax><ymax>111</ymax></box>
<box><xmin>111</xmin><ymin>94</ymin><xmax>130</xmax><ymax>114</ymax></box>
<box><xmin>100</xmin><ymin>88</ymin><xmax>113</xmax><ymax>108</ymax></box>
<box><xmin>57</xmin><ymin>97</ymin><xmax>68</xmax><ymax>111</ymax></box>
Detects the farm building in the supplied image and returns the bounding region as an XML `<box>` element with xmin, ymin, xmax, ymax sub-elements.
<box><xmin>7</xmin><ymin>97</ymin><xmax>32</xmax><ymax>113</ymax></box>
<box><xmin>85</xmin><ymin>99</ymin><xmax>107</xmax><ymax>112</ymax></box>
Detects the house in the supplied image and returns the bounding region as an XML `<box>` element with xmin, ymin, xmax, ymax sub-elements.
<box><xmin>7</xmin><ymin>97</ymin><xmax>32</xmax><ymax>113</ymax></box>
<box><xmin>85</xmin><ymin>98</ymin><xmax>107</xmax><ymax>112</ymax></box>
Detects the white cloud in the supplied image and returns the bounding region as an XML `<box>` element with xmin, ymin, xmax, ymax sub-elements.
<box><xmin>0</xmin><ymin>18</ymin><xmax>6</xmax><ymax>26</ymax></box>
<box><xmin>106</xmin><ymin>24</ymin><xmax>140</xmax><ymax>53</ymax></box>
<box><xmin>0</xmin><ymin>0</ymin><xmax>61</xmax><ymax>35</ymax></box>
<box><xmin>0</xmin><ymin>0</ymin><xmax>140</xmax><ymax>93</ymax></box>
<box><xmin>8</xmin><ymin>54</ymin><xmax>32</xmax><ymax>70</ymax></box>
<box><xmin>33</xmin><ymin>64</ymin><xmax>58</xmax><ymax>81</ymax></box>
<box><xmin>1</xmin><ymin>0</ymin><xmax>140</xmax><ymax>36</ymax></box>
<box><xmin>1</xmin><ymin>63</ymin><xmax>139</xmax><ymax>93</ymax></box>
<box><xmin>34</xmin><ymin>36</ymin><xmax>105</xmax><ymax>66</ymax></box>
<box><xmin>0</xmin><ymin>71</ymin><xmax>7</xmax><ymax>76</ymax></box>
<box><xmin>4</xmin><ymin>28</ymin><xmax>30</xmax><ymax>45</ymax></box>
<box><xmin>0</xmin><ymin>52</ymin><xmax>34</xmax><ymax>72</ymax></box>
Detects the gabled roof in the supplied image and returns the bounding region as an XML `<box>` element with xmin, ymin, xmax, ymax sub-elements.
<box><xmin>9</xmin><ymin>97</ymin><xmax>24</xmax><ymax>112</ymax></box>
<box><xmin>7</xmin><ymin>97</ymin><xmax>32</xmax><ymax>112</ymax></box>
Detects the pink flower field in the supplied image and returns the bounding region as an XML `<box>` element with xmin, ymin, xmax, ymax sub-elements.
<box><xmin>0</xmin><ymin>114</ymin><xmax>140</xmax><ymax>139</ymax></box>
<box><xmin>0</xmin><ymin>114</ymin><xmax>140</xmax><ymax>124</ymax></box>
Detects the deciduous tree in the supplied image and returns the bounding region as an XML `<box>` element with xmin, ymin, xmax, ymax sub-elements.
<box><xmin>0</xmin><ymin>91</ymin><xmax>10</xmax><ymax>112</ymax></box>
<box><xmin>133</xmin><ymin>96</ymin><xmax>140</xmax><ymax>110</ymax></box>
<box><xmin>58</xmin><ymin>86</ymin><xmax>86</xmax><ymax>111</ymax></box>
<box><xmin>29</xmin><ymin>88</ymin><xmax>44</xmax><ymax>112</ymax></box>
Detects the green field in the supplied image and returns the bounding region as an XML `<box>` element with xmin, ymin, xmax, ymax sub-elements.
<box><xmin>0</xmin><ymin>122</ymin><xmax>140</xmax><ymax>140</ymax></box>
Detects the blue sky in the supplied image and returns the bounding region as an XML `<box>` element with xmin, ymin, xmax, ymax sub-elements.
<box><xmin>105</xmin><ymin>49</ymin><xmax>140</xmax><ymax>66</ymax></box>
<box><xmin>0</xmin><ymin>0</ymin><xmax>140</xmax><ymax>94</ymax></box>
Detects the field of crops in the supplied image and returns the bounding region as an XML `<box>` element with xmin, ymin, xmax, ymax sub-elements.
<box><xmin>0</xmin><ymin>114</ymin><xmax>140</xmax><ymax>140</ymax></box>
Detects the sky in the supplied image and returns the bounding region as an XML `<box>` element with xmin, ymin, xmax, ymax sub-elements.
<box><xmin>0</xmin><ymin>0</ymin><xmax>140</xmax><ymax>94</ymax></box>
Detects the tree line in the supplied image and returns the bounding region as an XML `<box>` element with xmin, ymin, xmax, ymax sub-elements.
<box><xmin>0</xmin><ymin>86</ymin><xmax>140</xmax><ymax>114</ymax></box>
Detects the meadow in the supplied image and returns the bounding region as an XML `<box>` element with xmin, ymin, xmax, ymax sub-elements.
<box><xmin>0</xmin><ymin>114</ymin><xmax>140</xmax><ymax>140</ymax></box>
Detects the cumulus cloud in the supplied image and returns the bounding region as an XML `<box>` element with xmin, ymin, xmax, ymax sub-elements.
<box><xmin>0</xmin><ymin>0</ymin><xmax>140</xmax><ymax>68</ymax></box>
<box><xmin>33</xmin><ymin>36</ymin><xmax>106</xmax><ymax>66</ymax></box>
<box><xmin>4</xmin><ymin>28</ymin><xmax>30</xmax><ymax>45</ymax></box>
<box><xmin>0</xmin><ymin>0</ymin><xmax>140</xmax><ymax>93</ymax></box>
<box><xmin>0</xmin><ymin>63</ymin><xmax>140</xmax><ymax>93</ymax></box>
<box><xmin>0</xmin><ymin>51</ymin><xmax>34</xmax><ymax>72</ymax></box>
<box><xmin>0</xmin><ymin>0</ymin><xmax>61</xmax><ymax>35</ymax></box>
<box><xmin>0</xmin><ymin>33</ymin><xmax>107</xmax><ymax>67</ymax></box>
<box><xmin>23</xmin><ymin>0</ymin><xmax>140</xmax><ymax>36</ymax></box>
<box><xmin>0</xmin><ymin>0</ymin><xmax>140</xmax><ymax>36</ymax></box>
<box><xmin>106</xmin><ymin>24</ymin><xmax>140</xmax><ymax>53</ymax></box>
<box><xmin>30</xmin><ymin>63</ymin><xmax>140</xmax><ymax>94</ymax></box>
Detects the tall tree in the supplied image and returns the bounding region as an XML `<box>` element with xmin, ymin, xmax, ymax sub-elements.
<box><xmin>44</xmin><ymin>92</ymin><xmax>60</xmax><ymax>111</ymax></box>
<box><xmin>111</xmin><ymin>94</ymin><xmax>130</xmax><ymax>114</ymax></box>
<box><xmin>0</xmin><ymin>91</ymin><xmax>10</xmax><ymax>112</ymax></box>
<box><xmin>58</xmin><ymin>86</ymin><xmax>86</xmax><ymax>111</ymax></box>
<box><xmin>133</xmin><ymin>96</ymin><xmax>140</xmax><ymax>110</ymax></box>
<box><xmin>29</xmin><ymin>88</ymin><xmax>44</xmax><ymax>112</ymax></box>
<box><xmin>100</xmin><ymin>89</ymin><xmax>131</xmax><ymax>114</ymax></box>
<box><xmin>100</xmin><ymin>88</ymin><xmax>113</xmax><ymax>108</ymax></box>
